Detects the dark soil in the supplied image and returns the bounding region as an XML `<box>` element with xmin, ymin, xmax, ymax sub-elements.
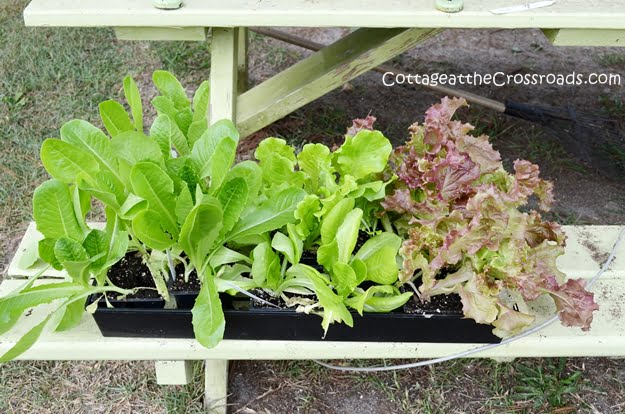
<box><xmin>252</xmin><ymin>284</ymin><xmax>464</xmax><ymax>317</ymax></box>
<box><xmin>250</xmin><ymin>288</ymin><xmax>288</xmax><ymax>309</ymax></box>
<box><xmin>299</xmin><ymin>230</ymin><xmax>371</xmax><ymax>270</ymax></box>
<box><xmin>170</xmin><ymin>263</ymin><xmax>200</xmax><ymax>292</ymax></box>
<box><xmin>356</xmin><ymin>230</ymin><xmax>369</xmax><ymax>250</ymax></box>
<box><xmin>403</xmin><ymin>293</ymin><xmax>464</xmax><ymax>316</ymax></box>
<box><xmin>299</xmin><ymin>252</ymin><xmax>323</xmax><ymax>271</ymax></box>
<box><xmin>106</xmin><ymin>251</ymin><xmax>160</xmax><ymax>300</ymax></box>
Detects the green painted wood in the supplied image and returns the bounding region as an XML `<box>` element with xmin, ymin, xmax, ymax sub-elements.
<box><xmin>155</xmin><ymin>360</ymin><xmax>194</xmax><ymax>385</ymax></box>
<box><xmin>236</xmin><ymin>27</ymin><xmax>441</xmax><ymax>137</ymax></box>
<box><xmin>204</xmin><ymin>360</ymin><xmax>228</xmax><ymax>414</ymax></box>
<box><xmin>237</xmin><ymin>27</ymin><xmax>249</xmax><ymax>94</ymax></box>
<box><xmin>23</xmin><ymin>0</ymin><xmax>625</xmax><ymax>31</ymax></box>
<box><xmin>114</xmin><ymin>26</ymin><xmax>206</xmax><ymax>41</ymax></box>
<box><xmin>153</xmin><ymin>0</ymin><xmax>182</xmax><ymax>10</ymax></box>
<box><xmin>543</xmin><ymin>29</ymin><xmax>625</xmax><ymax>47</ymax></box>
<box><xmin>209</xmin><ymin>28</ymin><xmax>239</xmax><ymax>123</ymax></box>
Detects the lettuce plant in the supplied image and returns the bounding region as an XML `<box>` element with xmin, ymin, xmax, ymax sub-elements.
<box><xmin>242</xmin><ymin>128</ymin><xmax>412</xmax><ymax>334</ymax></box>
<box><xmin>381</xmin><ymin>97</ymin><xmax>598</xmax><ymax>337</ymax></box>
<box><xmin>1</xmin><ymin>70</ymin><xmax>598</xmax><ymax>362</ymax></box>
<box><xmin>0</xmin><ymin>184</ymin><xmax>133</xmax><ymax>362</ymax></box>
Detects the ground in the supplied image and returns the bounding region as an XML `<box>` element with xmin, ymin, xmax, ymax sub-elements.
<box><xmin>1</xmin><ymin>0</ymin><xmax>625</xmax><ymax>413</ymax></box>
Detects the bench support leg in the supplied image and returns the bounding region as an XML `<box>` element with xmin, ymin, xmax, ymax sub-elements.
<box><xmin>236</xmin><ymin>27</ymin><xmax>441</xmax><ymax>137</ymax></box>
<box><xmin>210</xmin><ymin>27</ymin><xmax>240</xmax><ymax>123</ymax></box>
<box><xmin>155</xmin><ymin>360</ymin><xmax>194</xmax><ymax>385</ymax></box>
<box><xmin>204</xmin><ymin>359</ymin><xmax>229</xmax><ymax>414</ymax></box>
<box><xmin>237</xmin><ymin>27</ymin><xmax>249</xmax><ymax>94</ymax></box>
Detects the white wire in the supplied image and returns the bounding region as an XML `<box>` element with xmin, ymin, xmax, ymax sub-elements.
<box><xmin>314</xmin><ymin>227</ymin><xmax>625</xmax><ymax>372</ymax></box>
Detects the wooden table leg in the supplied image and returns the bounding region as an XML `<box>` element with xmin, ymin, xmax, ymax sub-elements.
<box><xmin>204</xmin><ymin>359</ymin><xmax>229</xmax><ymax>414</ymax></box>
<box><xmin>155</xmin><ymin>360</ymin><xmax>194</xmax><ymax>385</ymax></box>
<box><xmin>210</xmin><ymin>27</ymin><xmax>240</xmax><ymax>124</ymax></box>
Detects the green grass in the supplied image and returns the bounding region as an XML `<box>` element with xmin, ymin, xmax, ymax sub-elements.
<box><xmin>0</xmin><ymin>360</ymin><xmax>207</xmax><ymax>414</ymax></box>
<box><xmin>511</xmin><ymin>358</ymin><xmax>582</xmax><ymax>410</ymax></box>
<box><xmin>599</xmin><ymin>94</ymin><xmax>625</xmax><ymax>118</ymax></box>
<box><xmin>152</xmin><ymin>40</ymin><xmax>211</xmax><ymax>82</ymax></box>
<box><xmin>596</xmin><ymin>52</ymin><xmax>625</xmax><ymax>67</ymax></box>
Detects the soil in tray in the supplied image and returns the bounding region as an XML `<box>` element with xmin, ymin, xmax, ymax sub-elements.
<box><xmin>106</xmin><ymin>251</ymin><xmax>160</xmax><ymax>300</ymax></box>
<box><xmin>170</xmin><ymin>264</ymin><xmax>200</xmax><ymax>293</ymax></box>
<box><xmin>403</xmin><ymin>292</ymin><xmax>464</xmax><ymax>316</ymax></box>
<box><xmin>250</xmin><ymin>289</ymin><xmax>288</xmax><ymax>308</ymax></box>
<box><xmin>299</xmin><ymin>231</ymin><xmax>370</xmax><ymax>270</ymax></box>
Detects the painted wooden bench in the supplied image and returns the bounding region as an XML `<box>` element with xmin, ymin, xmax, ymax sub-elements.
<box><xmin>8</xmin><ymin>1</ymin><xmax>625</xmax><ymax>412</ymax></box>
<box><xmin>3</xmin><ymin>224</ymin><xmax>625</xmax><ymax>412</ymax></box>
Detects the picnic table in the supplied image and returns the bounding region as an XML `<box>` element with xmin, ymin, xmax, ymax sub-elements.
<box><xmin>5</xmin><ymin>1</ymin><xmax>625</xmax><ymax>412</ymax></box>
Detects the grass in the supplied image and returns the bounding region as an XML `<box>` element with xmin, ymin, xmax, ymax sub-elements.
<box><xmin>236</xmin><ymin>358</ymin><xmax>610</xmax><ymax>413</ymax></box>
<box><xmin>0</xmin><ymin>360</ymin><xmax>207</xmax><ymax>414</ymax></box>
<box><xmin>511</xmin><ymin>358</ymin><xmax>582</xmax><ymax>411</ymax></box>
<box><xmin>596</xmin><ymin>52</ymin><xmax>625</xmax><ymax>67</ymax></box>
<box><xmin>599</xmin><ymin>94</ymin><xmax>625</xmax><ymax>118</ymax></box>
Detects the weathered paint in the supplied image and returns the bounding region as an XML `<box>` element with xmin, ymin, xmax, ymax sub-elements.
<box><xmin>209</xmin><ymin>28</ymin><xmax>239</xmax><ymax>124</ymax></box>
<box><xmin>24</xmin><ymin>0</ymin><xmax>625</xmax><ymax>31</ymax></box>
<box><xmin>114</xmin><ymin>26</ymin><xmax>206</xmax><ymax>41</ymax></box>
<box><xmin>204</xmin><ymin>360</ymin><xmax>228</xmax><ymax>414</ymax></box>
<box><xmin>236</xmin><ymin>28</ymin><xmax>442</xmax><ymax>137</ymax></box>
<box><xmin>543</xmin><ymin>29</ymin><xmax>625</xmax><ymax>47</ymax></box>
<box><xmin>155</xmin><ymin>360</ymin><xmax>194</xmax><ymax>385</ymax></box>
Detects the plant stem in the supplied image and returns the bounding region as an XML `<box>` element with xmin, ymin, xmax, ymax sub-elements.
<box><xmin>381</xmin><ymin>214</ymin><xmax>394</xmax><ymax>234</ymax></box>
<box><xmin>166</xmin><ymin>249</ymin><xmax>177</xmax><ymax>282</ymax></box>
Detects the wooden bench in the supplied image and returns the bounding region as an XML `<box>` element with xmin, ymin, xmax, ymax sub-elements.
<box><xmin>3</xmin><ymin>224</ymin><xmax>625</xmax><ymax>412</ymax></box>
<box><xmin>7</xmin><ymin>1</ymin><xmax>625</xmax><ymax>412</ymax></box>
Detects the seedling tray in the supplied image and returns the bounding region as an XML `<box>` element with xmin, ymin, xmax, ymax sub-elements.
<box><xmin>90</xmin><ymin>298</ymin><xmax>500</xmax><ymax>343</ymax></box>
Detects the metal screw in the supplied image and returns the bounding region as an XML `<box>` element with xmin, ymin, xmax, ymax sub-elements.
<box><xmin>154</xmin><ymin>0</ymin><xmax>182</xmax><ymax>10</ymax></box>
<box><xmin>435</xmin><ymin>0</ymin><xmax>464</xmax><ymax>13</ymax></box>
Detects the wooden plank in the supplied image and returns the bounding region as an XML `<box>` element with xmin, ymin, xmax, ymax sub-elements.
<box><xmin>7</xmin><ymin>224</ymin><xmax>625</xmax><ymax>280</ymax></box>
<box><xmin>23</xmin><ymin>0</ymin><xmax>625</xmax><ymax>30</ymax></box>
<box><xmin>236</xmin><ymin>27</ymin><xmax>441</xmax><ymax>137</ymax></box>
<box><xmin>1</xmin><ymin>226</ymin><xmax>624</xmax><ymax>361</ymax></box>
<box><xmin>155</xmin><ymin>360</ymin><xmax>194</xmax><ymax>384</ymax></box>
<box><xmin>209</xmin><ymin>27</ymin><xmax>239</xmax><ymax>123</ymax></box>
<box><xmin>114</xmin><ymin>26</ymin><xmax>206</xmax><ymax>41</ymax></box>
<box><xmin>204</xmin><ymin>360</ymin><xmax>228</xmax><ymax>414</ymax></box>
<box><xmin>1</xmin><ymin>277</ymin><xmax>625</xmax><ymax>360</ymax></box>
<box><xmin>543</xmin><ymin>29</ymin><xmax>625</xmax><ymax>47</ymax></box>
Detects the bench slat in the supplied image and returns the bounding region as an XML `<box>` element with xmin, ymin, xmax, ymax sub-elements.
<box><xmin>0</xmin><ymin>277</ymin><xmax>624</xmax><ymax>360</ymax></box>
<box><xmin>23</xmin><ymin>0</ymin><xmax>625</xmax><ymax>30</ymax></box>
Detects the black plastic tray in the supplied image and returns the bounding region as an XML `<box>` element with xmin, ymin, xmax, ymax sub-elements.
<box><xmin>91</xmin><ymin>299</ymin><xmax>500</xmax><ymax>343</ymax></box>
<box><xmin>171</xmin><ymin>291</ymin><xmax>198</xmax><ymax>309</ymax></box>
<box><xmin>97</xmin><ymin>293</ymin><xmax>165</xmax><ymax>309</ymax></box>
